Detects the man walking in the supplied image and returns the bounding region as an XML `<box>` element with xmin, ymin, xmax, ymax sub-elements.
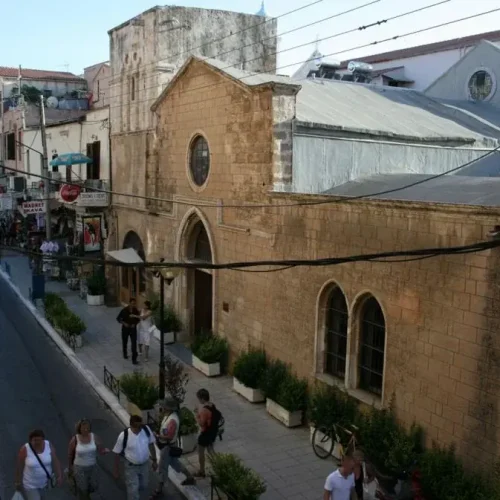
<box><xmin>113</xmin><ymin>415</ymin><xmax>157</xmax><ymax>500</ymax></box>
<box><xmin>117</xmin><ymin>298</ymin><xmax>140</xmax><ymax>365</ymax></box>
<box><xmin>323</xmin><ymin>455</ymin><xmax>356</xmax><ymax>500</ymax></box>
<box><xmin>195</xmin><ymin>388</ymin><xmax>222</xmax><ymax>477</ymax></box>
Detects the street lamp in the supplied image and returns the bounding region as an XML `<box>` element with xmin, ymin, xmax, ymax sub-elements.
<box><xmin>154</xmin><ymin>260</ymin><xmax>181</xmax><ymax>400</ymax></box>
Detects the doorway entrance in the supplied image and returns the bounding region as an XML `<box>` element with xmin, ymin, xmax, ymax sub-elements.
<box><xmin>187</xmin><ymin>220</ymin><xmax>213</xmax><ymax>335</ymax></box>
<box><xmin>120</xmin><ymin>231</ymin><xmax>146</xmax><ymax>306</ymax></box>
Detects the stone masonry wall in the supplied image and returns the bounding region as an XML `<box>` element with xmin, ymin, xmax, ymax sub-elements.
<box><xmin>113</xmin><ymin>59</ymin><xmax>500</xmax><ymax>466</ymax></box>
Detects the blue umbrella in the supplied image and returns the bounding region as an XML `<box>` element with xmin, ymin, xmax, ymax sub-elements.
<box><xmin>50</xmin><ymin>153</ymin><xmax>92</xmax><ymax>166</ymax></box>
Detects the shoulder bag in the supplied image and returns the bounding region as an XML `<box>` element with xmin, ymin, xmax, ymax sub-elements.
<box><xmin>29</xmin><ymin>443</ymin><xmax>57</xmax><ymax>489</ymax></box>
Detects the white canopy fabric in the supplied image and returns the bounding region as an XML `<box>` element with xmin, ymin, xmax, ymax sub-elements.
<box><xmin>107</xmin><ymin>248</ymin><xmax>144</xmax><ymax>264</ymax></box>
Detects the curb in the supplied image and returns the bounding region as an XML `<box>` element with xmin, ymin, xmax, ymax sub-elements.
<box><xmin>0</xmin><ymin>269</ymin><xmax>207</xmax><ymax>500</ymax></box>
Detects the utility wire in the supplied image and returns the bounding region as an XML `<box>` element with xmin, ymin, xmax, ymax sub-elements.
<box><xmin>104</xmin><ymin>0</ymin><xmax>450</xmax><ymax>113</ymax></box>
<box><xmin>2</xmin><ymin>143</ymin><xmax>499</xmax><ymax>210</ymax></box>
<box><xmin>0</xmin><ymin>239</ymin><xmax>498</xmax><ymax>271</ymax></box>
<box><xmin>104</xmin><ymin>3</ymin><xmax>488</xmax><ymax>116</ymax></box>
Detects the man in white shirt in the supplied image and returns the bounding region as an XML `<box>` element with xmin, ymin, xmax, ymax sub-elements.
<box><xmin>324</xmin><ymin>455</ymin><xmax>356</xmax><ymax>500</ymax></box>
<box><xmin>113</xmin><ymin>415</ymin><xmax>157</xmax><ymax>500</ymax></box>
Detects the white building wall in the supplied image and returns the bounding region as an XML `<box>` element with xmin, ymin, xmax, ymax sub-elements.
<box><xmin>1</xmin><ymin>76</ymin><xmax>87</xmax><ymax>98</ymax></box>
<box><xmin>337</xmin><ymin>43</ymin><xmax>500</xmax><ymax>91</ymax></box>
<box><xmin>22</xmin><ymin>108</ymin><xmax>110</xmax><ymax>185</ymax></box>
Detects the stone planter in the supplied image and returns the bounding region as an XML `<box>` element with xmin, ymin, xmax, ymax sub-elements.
<box><xmin>309</xmin><ymin>426</ymin><xmax>343</xmax><ymax>460</ymax></box>
<box><xmin>233</xmin><ymin>378</ymin><xmax>265</xmax><ymax>403</ymax></box>
<box><xmin>74</xmin><ymin>335</ymin><xmax>83</xmax><ymax>348</ymax></box>
<box><xmin>192</xmin><ymin>355</ymin><xmax>220</xmax><ymax>377</ymax></box>
<box><xmin>87</xmin><ymin>294</ymin><xmax>105</xmax><ymax>306</ymax></box>
<box><xmin>266</xmin><ymin>398</ymin><xmax>303</xmax><ymax>428</ymax></box>
<box><xmin>153</xmin><ymin>329</ymin><xmax>175</xmax><ymax>344</ymax></box>
<box><xmin>180</xmin><ymin>433</ymin><xmax>198</xmax><ymax>454</ymax></box>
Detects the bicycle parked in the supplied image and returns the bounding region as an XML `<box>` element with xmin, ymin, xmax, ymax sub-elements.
<box><xmin>312</xmin><ymin>422</ymin><xmax>360</xmax><ymax>460</ymax></box>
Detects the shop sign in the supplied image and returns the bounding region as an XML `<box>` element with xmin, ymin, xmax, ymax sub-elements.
<box><xmin>22</xmin><ymin>201</ymin><xmax>45</xmax><ymax>215</ymax></box>
<box><xmin>0</xmin><ymin>193</ymin><xmax>14</xmax><ymax>211</ymax></box>
<box><xmin>78</xmin><ymin>192</ymin><xmax>108</xmax><ymax>207</ymax></box>
<box><xmin>60</xmin><ymin>184</ymin><xmax>81</xmax><ymax>203</ymax></box>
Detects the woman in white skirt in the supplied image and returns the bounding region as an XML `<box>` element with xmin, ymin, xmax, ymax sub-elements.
<box><xmin>15</xmin><ymin>429</ymin><xmax>62</xmax><ymax>499</ymax></box>
<box><xmin>138</xmin><ymin>300</ymin><xmax>154</xmax><ymax>361</ymax></box>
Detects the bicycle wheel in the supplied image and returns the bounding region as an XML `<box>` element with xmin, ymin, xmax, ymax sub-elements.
<box><xmin>312</xmin><ymin>426</ymin><xmax>335</xmax><ymax>459</ymax></box>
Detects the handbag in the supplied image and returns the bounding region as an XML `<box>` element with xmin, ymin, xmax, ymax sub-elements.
<box><xmin>29</xmin><ymin>443</ymin><xmax>57</xmax><ymax>489</ymax></box>
<box><xmin>362</xmin><ymin>462</ymin><xmax>378</xmax><ymax>500</ymax></box>
<box><xmin>169</xmin><ymin>444</ymin><xmax>183</xmax><ymax>458</ymax></box>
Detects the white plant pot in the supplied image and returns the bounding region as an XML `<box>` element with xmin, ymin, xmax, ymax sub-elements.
<box><xmin>180</xmin><ymin>433</ymin><xmax>198</xmax><ymax>454</ymax></box>
<box><xmin>192</xmin><ymin>355</ymin><xmax>220</xmax><ymax>377</ymax></box>
<box><xmin>309</xmin><ymin>427</ymin><xmax>343</xmax><ymax>460</ymax></box>
<box><xmin>153</xmin><ymin>329</ymin><xmax>175</xmax><ymax>344</ymax></box>
<box><xmin>266</xmin><ymin>398</ymin><xmax>303</xmax><ymax>428</ymax></box>
<box><xmin>87</xmin><ymin>294</ymin><xmax>105</xmax><ymax>306</ymax></box>
<box><xmin>233</xmin><ymin>378</ymin><xmax>265</xmax><ymax>403</ymax></box>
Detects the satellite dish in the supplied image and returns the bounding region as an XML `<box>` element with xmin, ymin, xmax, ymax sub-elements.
<box><xmin>46</xmin><ymin>96</ymin><xmax>59</xmax><ymax>109</ymax></box>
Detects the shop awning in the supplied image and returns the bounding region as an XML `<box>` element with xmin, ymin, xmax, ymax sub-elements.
<box><xmin>107</xmin><ymin>248</ymin><xmax>144</xmax><ymax>264</ymax></box>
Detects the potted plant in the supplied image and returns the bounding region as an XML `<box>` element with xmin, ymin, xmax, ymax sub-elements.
<box><xmin>86</xmin><ymin>273</ymin><xmax>106</xmax><ymax>306</ymax></box>
<box><xmin>153</xmin><ymin>304</ymin><xmax>182</xmax><ymax>344</ymax></box>
<box><xmin>309</xmin><ymin>384</ymin><xmax>357</xmax><ymax>459</ymax></box>
<box><xmin>191</xmin><ymin>332</ymin><xmax>228</xmax><ymax>377</ymax></box>
<box><xmin>261</xmin><ymin>360</ymin><xmax>307</xmax><ymax>428</ymax></box>
<box><xmin>232</xmin><ymin>349</ymin><xmax>267</xmax><ymax>403</ymax></box>
<box><xmin>59</xmin><ymin>312</ymin><xmax>86</xmax><ymax>348</ymax></box>
<box><xmin>120</xmin><ymin>372</ymin><xmax>159</xmax><ymax>420</ymax></box>
<box><xmin>179</xmin><ymin>407</ymin><xmax>198</xmax><ymax>454</ymax></box>
<box><xmin>210</xmin><ymin>453</ymin><xmax>266</xmax><ymax>500</ymax></box>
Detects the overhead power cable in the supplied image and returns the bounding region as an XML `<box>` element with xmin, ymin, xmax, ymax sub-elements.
<box><xmin>104</xmin><ymin>0</ymin><xmax>450</xmax><ymax>112</ymax></box>
<box><xmin>0</xmin><ymin>239</ymin><xmax>498</xmax><ymax>271</ymax></box>
<box><xmin>2</xmin><ymin>143</ymin><xmax>499</xmax><ymax>210</ymax></box>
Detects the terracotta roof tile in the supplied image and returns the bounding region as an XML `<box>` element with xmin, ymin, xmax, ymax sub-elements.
<box><xmin>339</xmin><ymin>29</ymin><xmax>500</xmax><ymax>68</ymax></box>
<box><xmin>0</xmin><ymin>67</ymin><xmax>84</xmax><ymax>81</ymax></box>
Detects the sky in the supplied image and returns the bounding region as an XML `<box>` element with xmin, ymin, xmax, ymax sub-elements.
<box><xmin>1</xmin><ymin>0</ymin><xmax>500</xmax><ymax>76</ymax></box>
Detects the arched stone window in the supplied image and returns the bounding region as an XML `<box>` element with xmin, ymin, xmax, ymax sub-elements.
<box><xmin>324</xmin><ymin>287</ymin><xmax>348</xmax><ymax>379</ymax></box>
<box><xmin>189</xmin><ymin>136</ymin><xmax>210</xmax><ymax>187</ymax></box>
<box><xmin>358</xmin><ymin>296</ymin><xmax>385</xmax><ymax>395</ymax></box>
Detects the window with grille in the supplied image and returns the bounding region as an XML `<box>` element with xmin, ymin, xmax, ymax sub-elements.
<box><xmin>189</xmin><ymin>136</ymin><xmax>210</xmax><ymax>186</ymax></box>
<box><xmin>324</xmin><ymin>287</ymin><xmax>348</xmax><ymax>379</ymax></box>
<box><xmin>359</xmin><ymin>296</ymin><xmax>385</xmax><ymax>395</ymax></box>
<box><xmin>468</xmin><ymin>70</ymin><xmax>493</xmax><ymax>101</ymax></box>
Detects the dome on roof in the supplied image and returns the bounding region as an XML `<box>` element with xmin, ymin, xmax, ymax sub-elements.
<box><xmin>256</xmin><ymin>1</ymin><xmax>266</xmax><ymax>16</ymax></box>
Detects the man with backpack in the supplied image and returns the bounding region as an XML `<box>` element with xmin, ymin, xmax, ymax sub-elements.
<box><xmin>194</xmin><ymin>388</ymin><xmax>223</xmax><ymax>477</ymax></box>
<box><xmin>112</xmin><ymin>415</ymin><xmax>157</xmax><ymax>500</ymax></box>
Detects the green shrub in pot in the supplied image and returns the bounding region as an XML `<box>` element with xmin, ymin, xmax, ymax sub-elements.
<box><xmin>210</xmin><ymin>453</ymin><xmax>266</xmax><ymax>500</ymax></box>
<box><xmin>87</xmin><ymin>273</ymin><xmax>106</xmax><ymax>296</ymax></box>
<box><xmin>120</xmin><ymin>372</ymin><xmax>159</xmax><ymax>410</ymax></box>
<box><xmin>232</xmin><ymin>349</ymin><xmax>267</xmax><ymax>389</ymax></box>
<box><xmin>308</xmin><ymin>384</ymin><xmax>358</xmax><ymax>429</ymax></box>
<box><xmin>275</xmin><ymin>373</ymin><xmax>308</xmax><ymax>413</ymax></box>
<box><xmin>154</xmin><ymin>304</ymin><xmax>182</xmax><ymax>333</ymax></box>
<box><xmin>179</xmin><ymin>407</ymin><xmax>198</xmax><ymax>436</ymax></box>
<box><xmin>59</xmin><ymin>312</ymin><xmax>86</xmax><ymax>336</ymax></box>
<box><xmin>191</xmin><ymin>332</ymin><xmax>228</xmax><ymax>365</ymax></box>
<box><xmin>260</xmin><ymin>359</ymin><xmax>289</xmax><ymax>401</ymax></box>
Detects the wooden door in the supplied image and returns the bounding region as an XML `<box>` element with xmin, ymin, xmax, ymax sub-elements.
<box><xmin>194</xmin><ymin>270</ymin><xmax>213</xmax><ymax>335</ymax></box>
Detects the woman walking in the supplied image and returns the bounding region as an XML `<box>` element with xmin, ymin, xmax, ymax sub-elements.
<box><xmin>68</xmin><ymin>419</ymin><xmax>109</xmax><ymax>499</ymax></box>
<box><xmin>15</xmin><ymin>429</ymin><xmax>62</xmax><ymax>499</ymax></box>
<box><xmin>138</xmin><ymin>301</ymin><xmax>154</xmax><ymax>361</ymax></box>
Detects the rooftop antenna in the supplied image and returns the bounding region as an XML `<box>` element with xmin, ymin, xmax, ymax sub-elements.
<box><xmin>314</xmin><ymin>34</ymin><xmax>320</xmax><ymax>52</ymax></box>
<box><xmin>58</xmin><ymin>62</ymin><xmax>70</xmax><ymax>72</ymax></box>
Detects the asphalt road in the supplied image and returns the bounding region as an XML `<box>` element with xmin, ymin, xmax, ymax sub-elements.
<box><xmin>0</xmin><ymin>278</ymin><xmax>182</xmax><ymax>500</ymax></box>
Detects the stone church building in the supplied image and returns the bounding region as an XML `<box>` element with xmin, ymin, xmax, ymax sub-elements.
<box><xmin>107</xmin><ymin>55</ymin><xmax>500</xmax><ymax>465</ymax></box>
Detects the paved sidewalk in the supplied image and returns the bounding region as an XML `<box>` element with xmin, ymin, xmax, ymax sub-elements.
<box><xmin>1</xmin><ymin>253</ymin><xmax>335</xmax><ymax>500</ymax></box>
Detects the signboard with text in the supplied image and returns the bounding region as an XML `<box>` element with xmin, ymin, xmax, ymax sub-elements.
<box><xmin>78</xmin><ymin>192</ymin><xmax>108</xmax><ymax>207</ymax></box>
<box><xmin>0</xmin><ymin>193</ymin><xmax>14</xmax><ymax>211</ymax></box>
<box><xmin>22</xmin><ymin>201</ymin><xmax>45</xmax><ymax>215</ymax></box>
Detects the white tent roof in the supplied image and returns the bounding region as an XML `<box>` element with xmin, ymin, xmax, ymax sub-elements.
<box><xmin>106</xmin><ymin>248</ymin><xmax>143</xmax><ymax>264</ymax></box>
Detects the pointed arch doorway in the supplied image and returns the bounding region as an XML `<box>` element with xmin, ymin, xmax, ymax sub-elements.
<box><xmin>188</xmin><ymin>220</ymin><xmax>213</xmax><ymax>335</ymax></box>
<box><xmin>120</xmin><ymin>231</ymin><xmax>146</xmax><ymax>306</ymax></box>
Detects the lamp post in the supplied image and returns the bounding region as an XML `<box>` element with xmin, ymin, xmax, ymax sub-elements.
<box><xmin>154</xmin><ymin>262</ymin><xmax>181</xmax><ymax>400</ymax></box>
